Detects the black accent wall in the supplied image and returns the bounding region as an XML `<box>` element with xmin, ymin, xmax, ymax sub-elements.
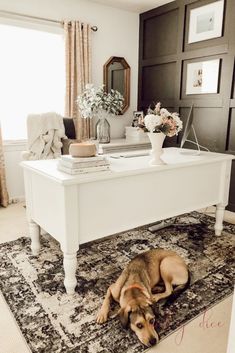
<box><xmin>138</xmin><ymin>0</ymin><xmax>235</xmax><ymax>211</ymax></box>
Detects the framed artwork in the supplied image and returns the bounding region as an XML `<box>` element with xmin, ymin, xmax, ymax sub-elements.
<box><xmin>132</xmin><ymin>111</ymin><xmax>144</xmax><ymax>127</ymax></box>
<box><xmin>186</xmin><ymin>59</ymin><xmax>220</xmax><ymax>95</ymax></box>
<box><xmin>188</xmin><ymin>0</ymin><xmax>224</xmax><ymax>44</ymax></box>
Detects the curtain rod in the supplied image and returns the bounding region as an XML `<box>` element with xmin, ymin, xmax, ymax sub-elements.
<box><xmin>0</xmin><ymin>10</ymin><xmax>98</xmax><ymax>31</ymax></box>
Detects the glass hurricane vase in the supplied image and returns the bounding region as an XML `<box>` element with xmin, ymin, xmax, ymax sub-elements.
<box><xmin>95</xmin><ymin>110</ymin><xmax>110</xmax><ymax>144</ymax></box>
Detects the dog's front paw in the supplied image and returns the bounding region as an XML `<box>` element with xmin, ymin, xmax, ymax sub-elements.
<box><xmin>152</xmin><ymin>294</ymin><xmax>161</xmax><ymax>303</ymax></box>
<box><xmin>97</xmin><ymin>309</ymin><xmax>108</xmax><ymax>324</ymax></box>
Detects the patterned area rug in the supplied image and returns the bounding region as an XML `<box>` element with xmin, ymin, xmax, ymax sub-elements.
<box><xmin>0</xmin><ymin>212</ymin><xmax>234</xmax><ymax>353</ymax></box>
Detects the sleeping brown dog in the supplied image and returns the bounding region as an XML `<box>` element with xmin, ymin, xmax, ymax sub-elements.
<box><xmin>97</xmin><ymin>248</ymin><xmax>189</xmax><ymax>347</ymax></box>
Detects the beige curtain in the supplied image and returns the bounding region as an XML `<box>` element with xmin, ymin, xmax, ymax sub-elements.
<box><xmin>0</xmin><ymin>125</ymin><xmax>9</xmax><ymax>207</ymax></box>
<box><xmin>64</xmin><ymin>21</ymin><xmax>93</xmax><ymax>141</ymax></box>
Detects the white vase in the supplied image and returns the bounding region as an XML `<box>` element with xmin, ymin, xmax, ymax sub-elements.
<box><xmin>147</xmin><ymin>132</ymin><xmax>166</xmax><ymax>166</ymax></box>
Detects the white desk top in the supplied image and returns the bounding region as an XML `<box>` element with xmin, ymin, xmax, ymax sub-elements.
<box><xmin>21</xmin><ymin>148</ymin><xmax>234</xmax><ymax>186</ymax></box>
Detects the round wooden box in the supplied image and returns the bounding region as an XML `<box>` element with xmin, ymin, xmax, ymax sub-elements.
<box><xmin>69</xmin><ymin>142</ymin><xmax>97</xmax><ymax>157</ymax></box>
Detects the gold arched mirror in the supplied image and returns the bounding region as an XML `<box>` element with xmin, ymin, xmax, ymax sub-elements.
<box><xmin>103</xmin><ymin>56</ymin><xmax>130</xmax><ymax>114</ymax></box>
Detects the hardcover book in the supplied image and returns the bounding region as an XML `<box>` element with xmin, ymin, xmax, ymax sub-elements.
<box><xmin>57</xmin><ymin>163</ymin><xmax>110</xmax><ymax>175</ymax></box>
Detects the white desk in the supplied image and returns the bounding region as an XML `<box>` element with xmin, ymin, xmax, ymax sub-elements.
<box><xmin>21</xmin><ymin>148</ymin><xmax>234</xmax><ymax>294</ymax></box>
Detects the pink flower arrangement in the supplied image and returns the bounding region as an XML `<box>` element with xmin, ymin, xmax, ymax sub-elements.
<box><xmin>138</xmin><ymin>102</ymin><xmax>183</xmax><ymax>137</ymax></box>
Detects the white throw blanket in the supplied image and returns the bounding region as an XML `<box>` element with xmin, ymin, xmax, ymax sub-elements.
<box><xmin>26</xmin><ymin>112</ymin><xmax>67</xmax><ymax>160</ymax></box>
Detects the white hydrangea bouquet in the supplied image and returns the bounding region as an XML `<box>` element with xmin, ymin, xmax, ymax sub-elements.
<box><xmin>77</xmin><ymin>84</ymin><xmax>124</xmax><ymax>118</ymax></box>
<box><xmin>138</xmin><ymin>102</ymin><xmax>183</xmax><ymax>137</ymax></box>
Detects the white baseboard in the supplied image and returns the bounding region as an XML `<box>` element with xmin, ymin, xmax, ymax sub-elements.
<box><xmin>9</xmin><ymin>196</ymin><xmax>25</xmax><ymax>204</ymax></box>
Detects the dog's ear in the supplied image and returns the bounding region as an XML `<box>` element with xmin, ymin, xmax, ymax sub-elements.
<box><xmin>118</xmin><ymin>307</ymin><xmax>130</xmax><ymax>329</ymax></box>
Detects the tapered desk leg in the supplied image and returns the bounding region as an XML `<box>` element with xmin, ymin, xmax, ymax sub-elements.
<box><xmin>29</xmin><ymin>220</ymin><xmax>41</xmax><ymax>255</ymax></box>
<box><xmin>215</xmin><ymin>204</ymin><xmax>225</xmax><ymax>236</ymax></box>
<box><xmin>63</xmin><ymin>252</ymin><xmax>77</xmax><ymax>295</ymax></box>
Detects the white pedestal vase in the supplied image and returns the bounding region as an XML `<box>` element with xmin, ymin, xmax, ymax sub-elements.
<box><xmin>147</xmin><ymin>132</ymin><xmax>166</xmax><ymax>166</ymax></box>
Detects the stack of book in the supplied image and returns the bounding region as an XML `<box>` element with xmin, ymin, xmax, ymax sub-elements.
<box><xmin>57</xmin><ymin>155</ymin><xmax>110</xmax><ymax>175</ymax></box>
<box><xmin>99</xmin><ymin>139</ymin><xmax>151</xmax><ymax>154</ymax></box>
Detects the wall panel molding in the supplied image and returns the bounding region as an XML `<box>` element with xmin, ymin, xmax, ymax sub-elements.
<box><xmin>138</xmin><ymin>0</ymin><xmax>235</xmax><ymax>210</ymax></box>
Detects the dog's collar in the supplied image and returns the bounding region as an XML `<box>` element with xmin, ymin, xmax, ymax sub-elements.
<box><xmin>125</xmin><ymin>283</ymin><xmax>145</xmax><ymax>292</ymax></box>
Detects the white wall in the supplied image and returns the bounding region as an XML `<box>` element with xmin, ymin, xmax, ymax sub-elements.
<box><xmin>0</xmin><ymin>0</ymin><xmax>139</xmax><ymax>199</ymax></box>
<box><xmin>3</xmin><ymin>142</ymin><xmax>27</xmax><ymax>202</ymax></box>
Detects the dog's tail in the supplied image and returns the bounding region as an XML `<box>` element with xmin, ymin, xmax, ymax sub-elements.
<box><xmin>166</xmin><ymin>270</ymin><xmax>191</xmax><ymax>304</ymax></box>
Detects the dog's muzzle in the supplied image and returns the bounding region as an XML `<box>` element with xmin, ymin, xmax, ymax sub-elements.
<box><xmin>149</xmin><ymin>337</ymin><xmax>157</xmax><ymax>346</ymax></box>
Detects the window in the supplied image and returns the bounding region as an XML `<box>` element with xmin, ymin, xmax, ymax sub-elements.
<box><xmin>0</xmin><ymin>23</ymin><xmax>65</xmax><ymax>141</ymax></box>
